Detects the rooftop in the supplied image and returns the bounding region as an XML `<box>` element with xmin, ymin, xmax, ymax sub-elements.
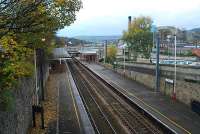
<box><xmin>192</xmin><ymin>49</ymin><xmax>200</xmax><ymax>57</ymax></box>
<box><xmin>53</xmin><ymin>48</ymin><xmax>71</xmax><ymax>58</ymax></box>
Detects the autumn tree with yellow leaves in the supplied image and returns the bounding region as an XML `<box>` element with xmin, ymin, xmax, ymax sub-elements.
<box><xmin>107</xmin><ymin>44</ymin><xmax>117</xmax><ymax>64</ymax></box>
<box><xmin>0</xmin><ymin>0</ymin><xmax>82</xmax><ymax>110</ymax></box>
<box><xmin>122</xmin><ymin>16</ymin><xmax>153</xmax><ymax>61</ymax></box>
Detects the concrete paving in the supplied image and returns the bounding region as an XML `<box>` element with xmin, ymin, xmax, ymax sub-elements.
<box><xmin>82</xmin><ymin>62</ymin><xmax>200</xmax><ymax>134</ymax></box>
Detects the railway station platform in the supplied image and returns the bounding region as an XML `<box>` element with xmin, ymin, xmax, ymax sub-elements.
<box><xmin>82</xmin><ymin>62</ymin><xmax>200</xmax><ymax>134</ymax></box>
<box><xmin>49</xmin><ymin>63</ymin><xmax>94</xmax><ymax>134</ymax></box>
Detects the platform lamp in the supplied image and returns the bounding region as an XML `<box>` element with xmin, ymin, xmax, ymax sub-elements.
<box><xmin>32</xmin><ymin>38</ymin><xmax>46</xmax><ymax>104</ymax></box>
<box><xmin>41</xmin><ymin>38</ymin><xmax>46</xmax><ymax>42</ymax></box>
<box><xmin>123</xmin><ymin>43</ymin><xmax>127</xmax><ymax>75</ymax></box>
<box><xmin>32</xmin><ymin>38</ymin><xmax>46</xmax><ymax>129</ymax></box>
<box><xmin>41</xmin><ymin>38</ymin><xmax>46</xmax><ymax>100</ymax></box>
<box><xmin>104</xmin><ymin>40</ymin><xmax>108</xmax><ymax>64</ymax></box>
<box><xmin>151</xmin><ymin>25</ymin><xmax>160</xmax><ymax>93</ymax></box>
<box><xmin>167</xmin><ymin>35</ymin><xmax>172</xmax><ymax>61</ymax></box>
<box><xmin>172</xmin><ymin>28</ymin><xmax>177</xmax><ymax>100</ymax></box>
<box><xmin>155</xmin><ymin>33</ymin><xmax>160</xmax><ymax>93</ymax></box>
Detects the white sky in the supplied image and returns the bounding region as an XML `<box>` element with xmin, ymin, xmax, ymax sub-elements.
<box><xmin>57</xmin><ymin>0</ymin><xmax>200</xmax><ymax>37</ymax></box>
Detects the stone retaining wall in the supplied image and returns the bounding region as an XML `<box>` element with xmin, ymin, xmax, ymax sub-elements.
<box><xmin>0</xmin><ymin>62</ymin><xmax>49</xmax><ymax>134</ymax></box>
<box><xmin>104</xmin><ymin>62</ymin><xmax>200</xmax><ymax>106</ymax></box>
<box><xmin>0</xmin><ymin>78</ymin><xmax>34</xmax><ymax>134</ymax></box>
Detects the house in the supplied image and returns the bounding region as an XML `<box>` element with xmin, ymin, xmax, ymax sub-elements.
<box><xmin>80</xmin><ymin>49</ymin><xmax>98</xmax><ymax>63</ymax></box>
<box><xmin>192</xmin><ymin>49</ymin><xmax>200</xmax><ymax>61</ymax></box>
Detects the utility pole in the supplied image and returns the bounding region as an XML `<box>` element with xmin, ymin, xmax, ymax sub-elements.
<box><xmin>124</xmin><ymin>46</ymin><xmax>126</xmax><ymax>74</ymax></box>
<box><xmin>155</xmin><ymin>34</ymin><xmax>160</xmax><ymax>92</ymax></box>
<box><xmin>104</xmin><ymin>40</ymin><xmax>107</xmax><ymax>64</ymax></box>
<box><xmin>151</xmin><ymin>25</ymin><xmax>160</xmax><ymax>93</ymax></box>
<box><xmin>34</xmin><ymin>49</ymin><xmax>38</xmax><ymax>105</ymax></box>
<box><xmin>172</xmin><ymin>30</ymin><xmax>177</xmax><ymax>100</ymax></box>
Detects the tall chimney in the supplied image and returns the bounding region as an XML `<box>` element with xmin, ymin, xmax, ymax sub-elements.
<box><xmin>128</xmin><ymin>16</ymin><xmax>132</xmax><ymax>30</ymax></box>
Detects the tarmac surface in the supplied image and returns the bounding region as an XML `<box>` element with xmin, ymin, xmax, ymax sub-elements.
<box><xmin>48</xmin><ymin>63</ymin><xmax>94</xmax><ymax>134</ymax></box>
<box><xmin>82</xmin><ymin>62</ymin><xmax>200</xmax><ymax>134</ymax></box>
<box><xmin>57</xmin><ymin>71</ymin><xmax>81</xmax><ymax>134</ymax></box>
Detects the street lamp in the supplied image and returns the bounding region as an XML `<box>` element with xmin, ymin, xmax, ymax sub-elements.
<box><xmin>41</xmin><ymin>38</ymin><xmax>46</xmax><ymax>42</ymax></box>
<box><xmin>123</xmin><ymin>43</ymin><xmax>127</xmax><ymax>74</ymax></box>
<box><xmin>151</xmin><ymin>25</ymin><xmax>160</xmax><ymax>93</ymax></box>
<box><xmin>167</xmin><ymin>35</ymin><xmax>172</xmax><ymax>61</ymax></box>
<box><xmin>155</xmin><ymin>33</ymin><xmax>160</xmax><ymax>92</ymax></box>
<box><xmin>34</xmin><ymin>48</ymin><xmax>38</xmax><ymax>105</ymax></box>
<box><xmin>172</xmin><ymin>28</ymin><xmax>177</xmax><ymax>100</ymax></box>
<box><xmin>104</xmin><ymin>40</ymin><xmax>107</xmax><ymax>64</ymax></box>
<box><xmin>33</xmin><ymin>38</ymin><xmax>46</xmax><ymax>104</ymax></box>
<box><xmin>33</xmin><ymin>38</ymin><xmax>45</xmax><ymax>105</ymax></box>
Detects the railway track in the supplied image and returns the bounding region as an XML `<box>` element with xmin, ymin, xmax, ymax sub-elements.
<box><xmin>68</xmin><ymin>61</ymin><xmax>116</xmax><ymax>134</ymax></box>
<box><xmin>67</xmin><ymin>59</ymin><xmax>171</xmax><ymax>134</ymax></box>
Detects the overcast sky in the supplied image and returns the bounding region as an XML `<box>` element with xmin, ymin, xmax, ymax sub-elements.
<box><xmin>57</xmin><ymin>0</ymin><xmax>200</xmax><ymax>37</ymax></box>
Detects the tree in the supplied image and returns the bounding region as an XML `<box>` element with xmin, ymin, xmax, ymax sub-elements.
<box><xmin>0</xmin><ymin>0</ymin><xmax>82</xmax><ymax>37</ymax></box>
<box><xmin>122</xmin><ymin>16</ymin><xmax>153</xmax><ymax>61</ymax></box>
<box><xmin>0</xmin><ymin>0</ymin><xmax>82</xmax><ymax>110</ymax></box>
<box><xmin>107</xmin><ymin>44</ymin><xmax>117</xmax><ymax>63</ymax></box>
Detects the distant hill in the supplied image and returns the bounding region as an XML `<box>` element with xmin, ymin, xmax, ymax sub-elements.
<box><xmin>56</xmin><ymin>27</ymin><xmax>200</xmax><ymax>46</ymax></box>
<box><xmin>73</xmin><ymin>35</ymin><xmax>121</xmax><ymax>43</ymax></box>
<box><xmin>65</xmin><ymin>37</ymin><xmax>91</xmax><ymax>45</ymax></box>
<box><xmin>189</xmin><ymin>28</ymin><xmax>200</xmax><ymax>32</ymax></box>
<box><xmin>187</xmin><ymin>28</ymin><xmax>200</xmax><ymax>41</ymax></box>
<box><xmin>55</xmin><ymin>36</ymin><xmax>91</xmax><ymax>46</ymax></box>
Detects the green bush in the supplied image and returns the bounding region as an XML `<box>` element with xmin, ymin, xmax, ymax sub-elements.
<box><xmin>0</xmin><ymin>90</ymin><xmax>14</xmax><ymax>111</ymax></box>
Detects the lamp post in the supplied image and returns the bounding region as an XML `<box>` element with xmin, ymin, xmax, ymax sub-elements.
<box><xmin>172</xmin><ymin>29</ymin><xmax>177</xmax><ymax>100</ymax></box>
<box><xmin>167</xmin><ymin>35</ymin><xmax>172</xmax><ymax>61</ymax></box>
<box><xmin>155</xmin><ymin>34</ymin><xmax>160</xmax><ymax>92</ymax></box>
<box><xmin>104</xmin><ymin>40</ymin><xmax>107</xmax><ymax>64</ymax></box>
<box><xmin>34</xmin><ymin>49</ymin><xmax>38</xmax><ymax>105</ymax></box>
<box><xmin>104</xmin><ymin>43</ymin><xmax>106</xmax><ymax>64</ymax></box>
<box><xmin>41</xmin><ymin>38</ymin><xmax>46</xmax><ymax>42</ymax></box>
<box><xmin>123</xmin><ymin>43</ymin><xmax>127</xmax><ymax>75</ymax></box>
<box><xmin>40</xmin><ymin>38</ymin><xmax>45</xmax><ymax>100</ymax></box>
<box><xmin>151</xmin><ymin>25</ymin><xmax>160</xmax><ymax>93</ymax></box>
<box><xmin>124</xmin><ymin>47</ymin><xmax>125</xmax><ymax>74</ymax></box>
